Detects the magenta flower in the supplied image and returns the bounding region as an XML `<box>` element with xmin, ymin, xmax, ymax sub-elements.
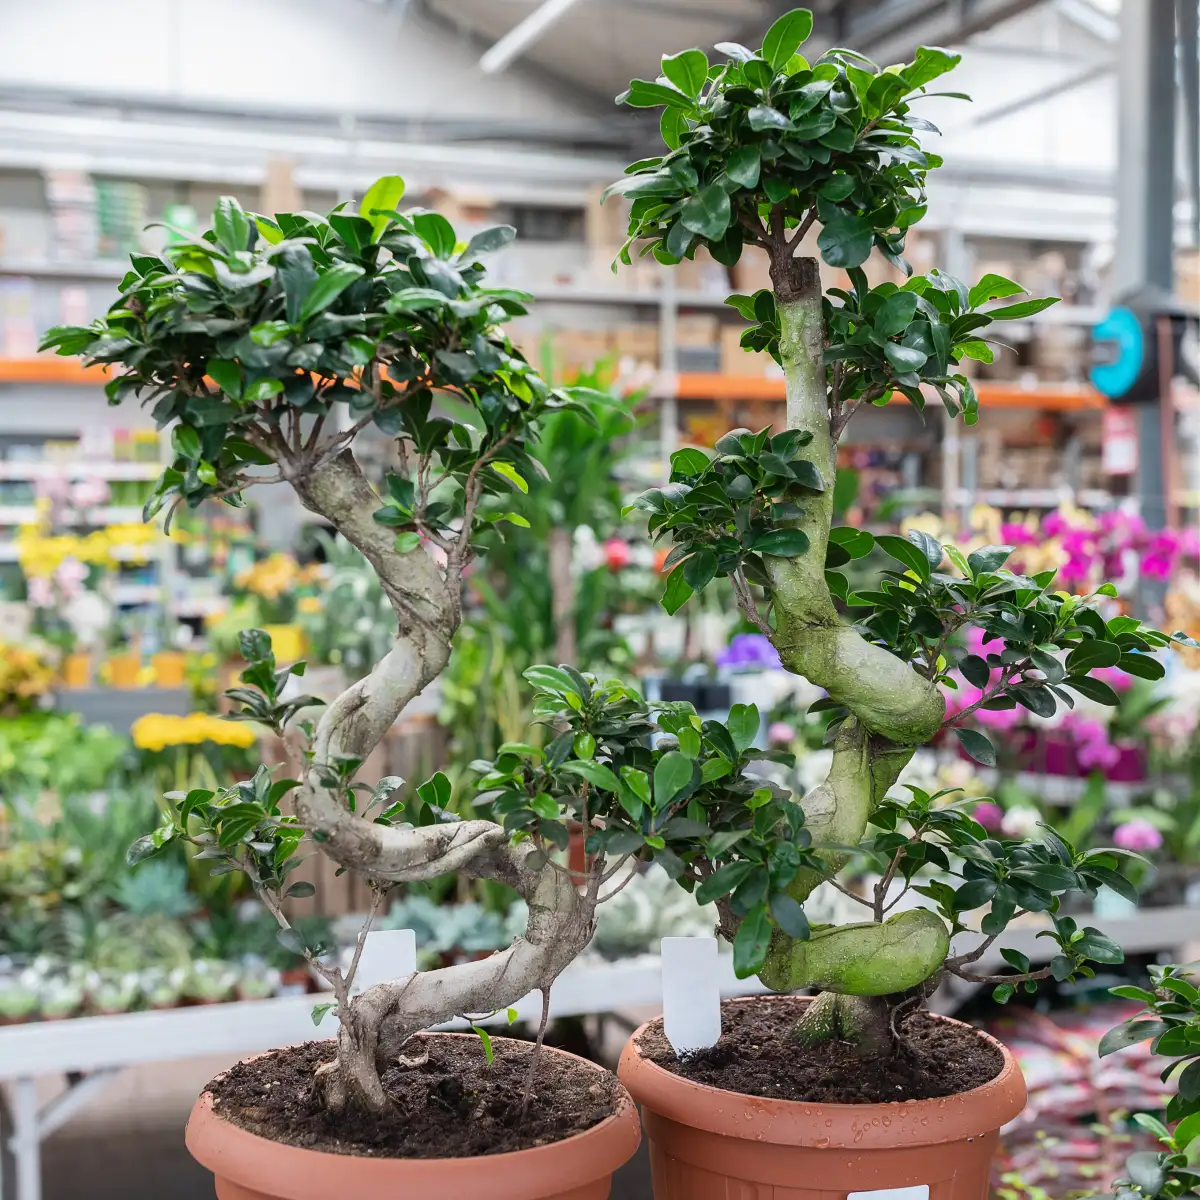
<box><xmin>972</xmin><ymin>801</ymin><xmax>1005</xmax><ymax>831</ymax></box>
<box><xmin>1113</xmin><ymin>819</ymin><xmax>1163</xmax><ymax>853</ymax></box>
<box><xmin>767</xmin><ymin>722</ymin><xmax>796</xmax><ymax>745</ymax></box>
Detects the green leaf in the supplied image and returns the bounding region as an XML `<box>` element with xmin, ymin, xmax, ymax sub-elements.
<box><xmin>727</xmin><ymin>703</ymin><xmax>759</xmax><ymax>754</ymax></box>
<box><xmin>206</xmin><ymin>358</ymin><xmax>243</xmax><ymax>401</ymax></box>
<box><xmin>876</xmin><ymin>291</ymin><xmax>919</xmax><ymax>337</ymax></box>
<box><xmin>462</xmin><ymin>225</ymin><xmax>516</xmax><ymax>259</ymax></box>
<box><xmin>214</xmin><ymin>195</ymin><xmax>251</xmax><ymax>253</ymax></box>
<box><xmin>769</xmin><ymin>891</ymin><xmax>810</xmax><ymax>939</ymax></box>
<box><xmin>754</xmin><ymin>528</ymin><xmax>810</xmax><ymax>557</ymax></box>
<box><xmin>817</xmin><ymin>211</ymin><xmax>873</xmax><ymax>269</ymax></box>
<box><xmin>957</xmin><ymin>339</ymin><xmax>994</xmax><ymax>364</ymax></box>
<box><xmin>748</xmin><ymin>105</ymin><xmax>793</xmax><ymax>131</ymax></box>
<box><xmin>561</xmin><ymin>759</ymin><xmax>622</xmax><ymax>793</ymax></box>
<box><xmin>1065</xmin><ymin>675</ymin><xmax>1120</xmax><ymax>706</ymax></box>
<box><xmin>172</xmin><ymin>424</ymin><xmax>202</xmax><ymax>459</ymax></box>
<box><xmin>968</xmin><ymin>273</ymin><xmax>1025</xmax><ymax>308</ymax></box>
<box><xmin>670</xmin><ymin>447</ymin><xmax>710</xmax><ymax>475</ymax></box>
<box><xmin>954</xmin><ymin>728</ymin><xmax>996</xmax><ymax>767</ymax></box>
<box><xmin>490</xmin><ymin>462</ymin><xmax>528</xmax><ymax>493</ymax></box>
<box><xmin>1075</xmin><ymin>926</ymin><xmax>1125</xmax><ymax>965</ymax></box>
<box><xmin>733</xmin><ymin>905</ymin><xmax>772</xmax><ymax>978</ymax></box>
<box><xmin>875</xmin><ymin>533</ymin><xmax>931</xmax><ymax>579</ymax></box>
<box><xmin>244</xmin><ymin>378</ymin><xmax>284</xmax><ymax>403</ymax></box>
<box><xmin>683</xmin><ymin>549</ymin><xmax>718</xmax><ymax>592</ymax></box>
<box><xmin>394</xmin><ymin>531</ymin><xmax>421</xmax><ymax>554</ymax></box>
<box><xmin>695</xmin><ymin>860</ymin><xmax>753</xmax><ymax>904</ymax></box>
<box><xmin>1117</xmin><ymin>652</ymin><xmax>1164</xmax><ymax>680</ymax></box>
<box><xmin>299</xmin><ymin>263</ymin><xmax>366</xmax><ymax>322</ymax></box>
<box><xmin>618</xmin><ymin>79</ymin><xmax>695</xmax><ymax>109</ymax></box>
<box><xmin>985</xmin><ymin>297</ymin><xmax>1060</xmax><ymax>320</ymax></box>
<box><xmin>884</xmin><ymin>342</ymin><xmax>928</xmax><ymax>372</ymax></box>
<box><xmin>412</xmin><ymin>211</ymin><xmax>457</xmax><ymax>258</ymax></box>
<box><xmin>662</xmin><ymin>49</ymin><xmax>709</xmax><ymax>97</ymax></box>
<box><xmin>681</xmin><ymin>184</ymin><xmax>731</xmax><ymax>241</ymax></box>
<box><xmin>1066</xmin><ymin>639</ymin><xmax>1122</xmax><ymax>673</ymax></box>
<box><xmin>416</xmin><ymin>770</ymin><xmax>452</xmax><ymax>811</ymax></box>
<box><xmin>761</xmin><ymin>8</ymin><xmax>813</xmax><ymax>69</ymax></box>
<box><xmin>653</xmin><ymin>751</ymin><xmax>694</xmax><ymax>808</ymax></box>
<box><xmin>359</xmin><ymin>175</ymin><xmax>406</xmax><ymax>242</ymax></box>
<box><xmin>966</xmin><ymin>545</ymin><xmax>1012</xmax><ymax>575</ymax></box>
<box><xmin>472</xmin><ymin>1024</ymin><xmax>495</xmax><ymax>1066</ymax></box>
<box><xmin>662</xmin><ymin>565</ymin><xmax>694</xmax><ymax>615</ymax></box>
<box><xmin>660</xmin><ymin>107</ymin><xmax>687</xmax><ymax>149</ymax></box>
<box><xmin>1125</xmin><ymin>1151</ymin><xmax>1166</xmax><ymax>1196</ymax></box>
<box><xmin>1098</xmin><ymin>1019</ymin><xmax>1167</xmax><ymax>1057</ymax></box>
<box><xmin>726</xmin><ymin>145</ymin><xmax>761</xmax><ymax>188</ymax></box>
<box><xmin>311</xmin><ymin>1001</ymin><xmax>336</xmax><ymax>1026</ymax></box>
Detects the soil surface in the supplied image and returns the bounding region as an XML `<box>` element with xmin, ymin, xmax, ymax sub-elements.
<box><xmin>206</xmin><ymin>1036</ymin><xmax>621</xmax><ymax>1158</ymax></box>
<box><xmin>638</xmin><ymin>998</ymin><xmax>1003</xmax><ymax>1104</ymax></box>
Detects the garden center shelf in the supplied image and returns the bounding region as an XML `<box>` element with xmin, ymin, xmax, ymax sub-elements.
<box><xmin>672</xmin><ymin>373</ymin><xmax>1108</xmax><ymax>410</ymax></box>
<box><xmin>0</xmin><ymin>462</ymin><xmax>159</xmax><ymax>481</ymax></box>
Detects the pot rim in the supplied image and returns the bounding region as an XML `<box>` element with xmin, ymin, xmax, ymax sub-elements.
<box><xmin>186</xmin><ymin>1032</ymin><xmax>641</xmax><ymax>1200</ymax></box>
<box><xmin>618</xmin><ymin>995</ymin><xmax>1027</xmax><ymax>1150</ymax></box>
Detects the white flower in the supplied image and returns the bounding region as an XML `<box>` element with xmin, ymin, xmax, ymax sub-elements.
<box><xmin>1001</xmin><ymin>805</ymin><xmax>1042</xmax><ymax>839</ymax></box>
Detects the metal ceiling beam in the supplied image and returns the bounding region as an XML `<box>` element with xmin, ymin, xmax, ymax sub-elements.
<box><xmin>811</xmin><ymin>0</ymin><xmax>1045</xmax><ymax>62</ymax></box>
<box><xmin>970</xmin><ymin>59</ymin><xmax>1113</xmax><ymax>125</ymax></box>
<box><xmin>479</xmin><ymin>0</ymin><xmax>591</xmax><ymax>75</ymax></box>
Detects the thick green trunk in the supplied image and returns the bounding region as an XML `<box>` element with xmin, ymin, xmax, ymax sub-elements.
<box><xmin>750</xmin><ymin>257</ymin><xmax>950</xmax><ymax>1032</ymax></box>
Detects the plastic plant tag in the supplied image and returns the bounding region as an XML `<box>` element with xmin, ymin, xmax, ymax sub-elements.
<box><xmin>352</xmin><ymin>928</ymin><xmax>417</xmax><ymax>993</ymax></box>
<box><xmin>848</xmin><ymin>1188</ymin><xmax>929</xmax><ymax>1200</ymax></box>
<box><xmin>661</xmin><ymin>936</ymin><xmax>721</xmax><ymax>1054</ymax></box>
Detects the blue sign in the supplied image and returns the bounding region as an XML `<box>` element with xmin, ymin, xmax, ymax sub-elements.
<box><xmin>1090</xmin><ymin>306</ymin><xmax>1144</xmax><ymax>399</ymax></box>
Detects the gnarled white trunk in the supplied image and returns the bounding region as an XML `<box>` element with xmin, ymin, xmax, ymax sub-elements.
<box><xmin>285</xmin><ymin>449</ymin><xmax>597</xmax><ymax>1111</ymax></box>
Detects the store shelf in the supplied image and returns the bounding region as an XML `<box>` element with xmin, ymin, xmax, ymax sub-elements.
<box><xmin>947</xmin><ymin>487</ymin><xmax>1113</xmax><ymax>509</ymax></box>
<box><xmin>0</xmin><ymin>504</ymin><xmax>143</xmax><ymax>525</ymax></box>
<box><xmin>674</xmin><ymin>374</ymin><xmax>1108</xmax><ymax>409</ymax></box>
<box><xmin>0</xmin><ymin>258</ymin><xmax>129</xmax><ymax>280</ymax></box>
<box><xmin>0</xmin><ymin>461</ymin><xmax>159</xmax><ymax>480</ymax></box>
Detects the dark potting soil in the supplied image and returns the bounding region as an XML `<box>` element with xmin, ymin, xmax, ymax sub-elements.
<box><xmin>205</xmin><ymin>1036</ymin><xmax>620</xmax><ymax>1158</ymax></box>
<box><xmin>638</xmin><ymin>998</ymin><xmax>1003</xmax><ymax>1104</ymax></box>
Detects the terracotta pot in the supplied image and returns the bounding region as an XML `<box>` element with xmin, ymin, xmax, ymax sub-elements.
<box><xmin>618</xmin><ymin>998</ymin><xmax>1026</xmax><ymax>1200</ymax></box>
<box><xmin>107</xmin><ymin>653</ymin><xmax>143</xmax><ymax>689</ymax></box>
<box><xmin>186</xmin><ymin>1035</ymin><xmax>641</xmax><ymax>1200</ymax></box>
<box><xmin>152</xmin><ymin>650</ymin><xmax>187</xmax><ymax>688</ymax></box>
<box><xmin>60</xmin><ymin>652</ymin><xmax>91</xmax><ymax>689</ymax></box>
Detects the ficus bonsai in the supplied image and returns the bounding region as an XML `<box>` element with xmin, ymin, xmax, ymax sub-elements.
<box><xmin>601</xmin><ymin>9</ymin><xmax>1194</xmax><ymax>1053</ymax></box>
<box><xmin>38</xmin><ymin>180</ymin><xmax>664</xmax><ymax>1115</ymax></box>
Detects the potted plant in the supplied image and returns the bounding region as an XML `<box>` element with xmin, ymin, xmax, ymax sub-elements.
<box><xmin>597</xmin><ymin>11</ymin><xmax>1193</xmax><ymax>1194</ymax></box>
<box><xmin>1095</xmin><ymin>964</ymin><xmax>1200</xmax><ymax>1198</ymax></box>
<box><xmin>42</xmin><ymin>179</ymin><xmax>645</xmax><ymax>1198</ymax></box>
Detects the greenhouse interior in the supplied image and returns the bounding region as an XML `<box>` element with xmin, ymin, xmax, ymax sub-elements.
<box><xmin>1</xmin><ymin>1</ymin><xmax>1199</xmax><ymax>1198</ymax></box>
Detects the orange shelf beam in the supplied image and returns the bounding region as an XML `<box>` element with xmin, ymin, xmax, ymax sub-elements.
<box><xmin>0</xmin><ymin>357</ymin><xmax>109</xmax><ymax>383</ymax></box>
<box><xmin>675</xmin><ymin>373</ymin><xmax>1107</xmax><ymax>410</ymax></box>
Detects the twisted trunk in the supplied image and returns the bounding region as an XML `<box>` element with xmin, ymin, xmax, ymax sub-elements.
<box><xmin>287</xmin><ymin>450</ymin><xmax>597</xmax><ymax>1112</ymax></box>
<box><xmin>758</xmin><ymin>259</ymin><xmax>948</xmax><ymax>1048</ymax></box>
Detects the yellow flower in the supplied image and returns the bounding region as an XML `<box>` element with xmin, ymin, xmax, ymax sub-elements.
<box><xmin>297</xmin><ymin>596</ymin><xmax>322</xmax><ymax>614</ymax></box>
<box><xmin>131</xmin><ymin>712</ymin><xmax>259</xmax><ymax>751</ymax></box>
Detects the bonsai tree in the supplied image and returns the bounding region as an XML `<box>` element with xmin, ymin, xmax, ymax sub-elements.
<box><xmin>598</xmin><ymin>10</ymin><xmax>1193</xmax><ymax>1053</ymax></box>
<box><xmin>37</xmin><ymin>181</ymin><xmax>662</xmax><ymax>1115</ymax></box>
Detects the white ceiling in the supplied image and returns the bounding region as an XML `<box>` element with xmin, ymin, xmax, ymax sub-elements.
<box><xmin>423</xmin><ymin>0</ymin><xmax>776</xmax><ymax>103</ymax></box>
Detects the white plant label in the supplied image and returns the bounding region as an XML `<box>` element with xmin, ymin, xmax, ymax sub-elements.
<box><xmin>661</xmin><ymin>936</ymin><xmax>722</xmax><ymax>1053</ymax></box>
<box><xmin>352</xmin><ymin>928</ymin><xmax>417</xmax><ymax>993</ymax></box>
<box><xmin>849</xmin><ymin>1188</ymin><xmax>930</xmax><ymax>1200</ymax></box>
